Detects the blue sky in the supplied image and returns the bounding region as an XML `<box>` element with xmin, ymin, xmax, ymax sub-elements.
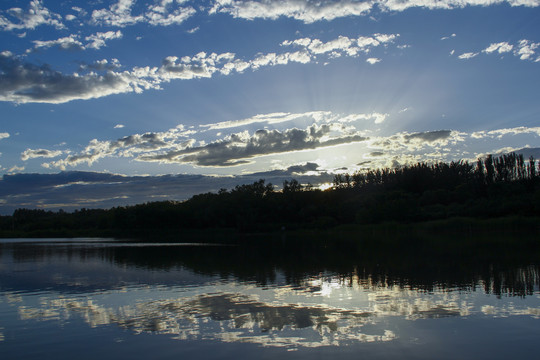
<box><xmin>0</xmin><ymin>0</ymin><xmax>539</xmax><ymax>210</ymax></box>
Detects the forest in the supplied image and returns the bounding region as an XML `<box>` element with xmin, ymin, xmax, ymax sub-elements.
<box><xmin>1</xmin><ymin>153</ymin><xmax>539</xmax><ymax>238</ymax></box>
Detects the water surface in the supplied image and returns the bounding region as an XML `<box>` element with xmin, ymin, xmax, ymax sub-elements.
<box><xmin>1</xmin><ymin>237</ymin><xmax>539</xmax><ymax>359</ymax></box>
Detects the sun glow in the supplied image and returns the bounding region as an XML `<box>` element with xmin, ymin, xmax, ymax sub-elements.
<box><xmin>318</xmin><ymin>182</ymin><xmax>333</xmax><ymax>191</ymax></box>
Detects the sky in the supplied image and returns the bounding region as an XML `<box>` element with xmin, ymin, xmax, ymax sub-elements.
<box><xmin>0</xmin><ymin>0</ymin><xmax>539</xmax><ymax>212</ymax></box>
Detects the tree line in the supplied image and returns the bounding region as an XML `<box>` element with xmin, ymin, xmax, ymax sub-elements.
<box><xmin>1</xmin><ymin>153</ymin><xmax>539</xmax><ymax>237</ymax></box>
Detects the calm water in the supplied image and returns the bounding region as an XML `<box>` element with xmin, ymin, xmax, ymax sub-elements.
<box><xmin>1</xmin><ymin>237</ymin><xmax>539</xmax><ymax>359</ymax></box>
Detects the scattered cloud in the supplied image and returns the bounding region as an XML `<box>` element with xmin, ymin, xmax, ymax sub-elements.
<box><xmin>460</xmin><ymin>39</ymin><xmax>540</xmax><ymax>62</ymax></box>
<box><xmin>441</xmin><ymin>33</ymin><xmax>456</xmax><ymax>40</ymax></box>
<box><xmin>0</xmin><ymin>0</ymin><xmax>65</xmax><ymax>31</ymax></box>
<box><xmin>85</xmin><ymin>31</ymin><xmax>123</xmax><ymax>50</ymax></box>
<box><xmin>483</xmin><ymin>41</ymin><xmax>513</xmax><ymax>54</ymax></box>
<box><xmin>145</xmin><ymin>0</ymin><xmax>197</xmax><ymax>26</ymax></box>
<box><xmin>369</xmin><ymin>130</ymin><xmax>461</xmax><ymax>154</ymax></box>
<box><xmin>471</xmin><ymin>126</ymin><xmax>540</xmax><ymax>139</ymax></box>
<box><xmin>31</xmin><ymin>34</ymin><xmax>84</xmax><ymax>51</ymax></box>
<box><xmin>114</xmin><ymin>124</ymin><xmax>125</xmax><ymax>129</ymax></box>
<box><xmin>79</xmin><ymin>58</ymin><xmax>122</xmax><ymax>71</ymax></box>
<box><xmin>7</xmin><ymin>165</ymin><xmax>24</xmax><ymax>174</ymax></box>
<box><xmin>0</xmin><ymin>132</ymin><xmax>9</xmax><ymax>140</ymax></box>
<box><xmin>91</xmin><ymin>0</ymin><xmax>145</xmax><ymax>27</ymax></box>
<box><xmin>458</xmin><ymin>52</ymin><xmax>478</xmax><ymax>59</ymax></box>
<box><xmin>1</xmin><ymin>33</ymin><xmax>402</xmax><ymax>104</ymax></box>
<box><xmin>281</xmin><ymin>33</ymin><xmax>400</xmax><ymax>58</ymax></box>
<box><xmin>514</xmin><ymin>39</ymin><xmax>540</xmax><ymax>60</ymax></box>
<box><xmin>46</xmin><ymin>125</ymin><xmax>195</xmax><ymax>169</ymax></box>
<box><xmin>29</xmin><ymin>31</ymin><xmax>123</xmax><ymax>52</ymax></box>
<box><xmin>91</xmin><ymin>0</ymin><xmax>196</xmax><ymax>27</ymax></box>
<box><xmin>366</xmin><ymin>57</ymin><xmax>381</xmax><ymax>64</ymax></box>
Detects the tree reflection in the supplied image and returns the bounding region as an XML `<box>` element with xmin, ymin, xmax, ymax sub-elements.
<box><xmin>2</xmin><ymin>234</ymin><xmax>540</xmax><ymax>297</ymax></box>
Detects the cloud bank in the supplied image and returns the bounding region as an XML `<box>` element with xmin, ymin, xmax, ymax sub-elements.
<box><xmin>210</xmin><ymin>0</ymin><xmax>540</xmax><ymax>23</ymax></box>
<box><xmin>139</xmin><ymin>124</ymin><xmax>368</xmax><ymax>166</ymax></box>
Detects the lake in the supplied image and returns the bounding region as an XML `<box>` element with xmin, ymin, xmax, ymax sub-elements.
<box><xmin>1</xmin><ymin>236</ymin><xmax>539</xmax><ymax>359</ymax></box>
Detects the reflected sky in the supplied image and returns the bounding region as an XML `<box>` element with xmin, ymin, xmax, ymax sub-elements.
<box><xmin>1</xmin><ymin>239</ymin><xmax>540</xmax><ymax>358</ymax></box>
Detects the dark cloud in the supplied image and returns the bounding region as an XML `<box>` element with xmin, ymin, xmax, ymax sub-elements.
<box><xmin>0</xmin><ymin>167</ymin><xmax>333</xmax><ymax>215</ymax></box>
<box><xmin>21</xmin><ymin>148</ymin><xmax>63</xmax><ymax>161</ymax></box>
<box><xmin>285</xmin><ymin>162</ymin><xmax>320</xmax><ymax>174</ymax></box>
<box><xmin>0</xmin><ymin>52</ymin><xmax>150</xmax><ymax>104</ymax></box>
<box><xmin>404</xmin><ymin>130</ymin><xmax>452</xmax><ymax>142</ymax></box>
<box><xmin>370</xmin><ymin>151</ymin><xmax>384</xmax><ymax>157</ymax></box>
<box><xmin>513</xmin><ymin>147</ymin><xmax>540</xmax><ymax>160</ymax></box>
<box><xmin>139</xmin><ymin>124</ymin><xmax>368</xmax><ymax>167</ymax></box>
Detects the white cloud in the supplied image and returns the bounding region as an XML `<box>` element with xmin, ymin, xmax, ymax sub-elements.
<box><xmin>366</xmin><ymin>57</ymin><xmax>381</xmax><ymax>64</ymax></box>
<box><xmin>80</xmin><ymin>59</ymin><xmax>122</xmax><ymax>71</ymax></box>
<box><xmin>29</xmin><ymin>31</ymin><xmax>123</xmax><ymax>52</ymax></box>
<box><xmin>338</xmin><ymin>112</ymin><xmax>388</xmax><ymax>124</ymax></box>
<box><xmin>91</xmin><ymin>0</ymin><xmax>143</xmax><ymax>27</ymax></box>
<box><xmin>85</xmin><ymin>31</ymin><xmax>123</xmax><ymax>50</ymax></box>
<box><xmin>483</xmin><ymin>42</ymin><xmax>513</xmax><ymax>54</ymax></box>
<box><xmin>210</xmin><ymin>0</ymin><xmax>540</xmax><ymax>23</ymax></box>
<box><xmin>282</xmin><ymin>33</ymin><xmax>401</xmax><ymax>59</ymax></box>
<box><xmin>0</xmin><ymin>132</ymin><xmax>9</xmax><ymax>140</ymax></box>
<box><xmin>458</xmin><ymin>52</ymin><xmax>478</xmax><ymax>59</ymax></box>
<box><xmin>201</xmin><ymin>111</ymin><xmax>387</xmax><ymax>130</ymax></box>
<box><xmin>441</xmin><ymin>33</ymin><xmax>457</xmax><ymax>40</ymax></box>
<box><xmin>380</xmin><ymin>0</ymin><xmax>540</xmax><ymax>12</ymax></box>
<box><xmin>8</xmin><ymin>165</ymin><xmax>24</xmax><ymax>173</ymax></box>
<box><xmin>515</xmin><ymin>39</ymin><xmax>539</xmax><ymax>60</ymax></box>
<box><xmin>201</xmin><ymin>111</ymin><xmax>330</xmax><ymax>130</ymax></box>
<box><xmin>91</xmin><ymin>0</ymin><xmax>196</xmax><ymax>27</ymax></box>
<box><xmin>460</xmin><ymin>39</ymin><xmax>540</xmax><ymax>62</ymax></box>
<box><xmin>0</xmin><ymin>0</ymin><xmax>65</xmax><ymax>31</ymax></box>
<box><xmin>47</xmin><ymin>126</ymin><xmax>195</xmax><ymax>170</ymax></box>
<box><xmin>471</xmin><ymin>126</ymin><xmax>540</xmax><ymax>139</ymax></box>
<box><xmin>146</xmin><ymin>0</ymin><xmax>197</xmax><ymax>26</ymax></box>
<box><xmin>114</xmin><ymin>124</ymin><xmax>125</xmax><ymax>129</ymax></box>
<box><xmin>210</xmin><ymin>0</ymin><xmax>373</xmax><ymax>23</ymax></box>
<box><xmin>31</xmin><ymin>34</ymin><xmax>84</xmax><ymax>51</ymax></box>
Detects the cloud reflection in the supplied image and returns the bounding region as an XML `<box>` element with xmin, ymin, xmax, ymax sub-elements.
<box><xmin>15</xmin><ymin>292</ymin><xmax>395</xmax><ymax>348</ymax></box>
<box><xmin>10</xmin><ymin>275</ymin><xmax>540</xmax><ymax>350</ymax></box>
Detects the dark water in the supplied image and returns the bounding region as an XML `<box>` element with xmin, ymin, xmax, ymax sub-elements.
<box><xmin>1</xmin><ymin>236</ymin><xmax>539</xmax><ymax>359</ymax></box>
